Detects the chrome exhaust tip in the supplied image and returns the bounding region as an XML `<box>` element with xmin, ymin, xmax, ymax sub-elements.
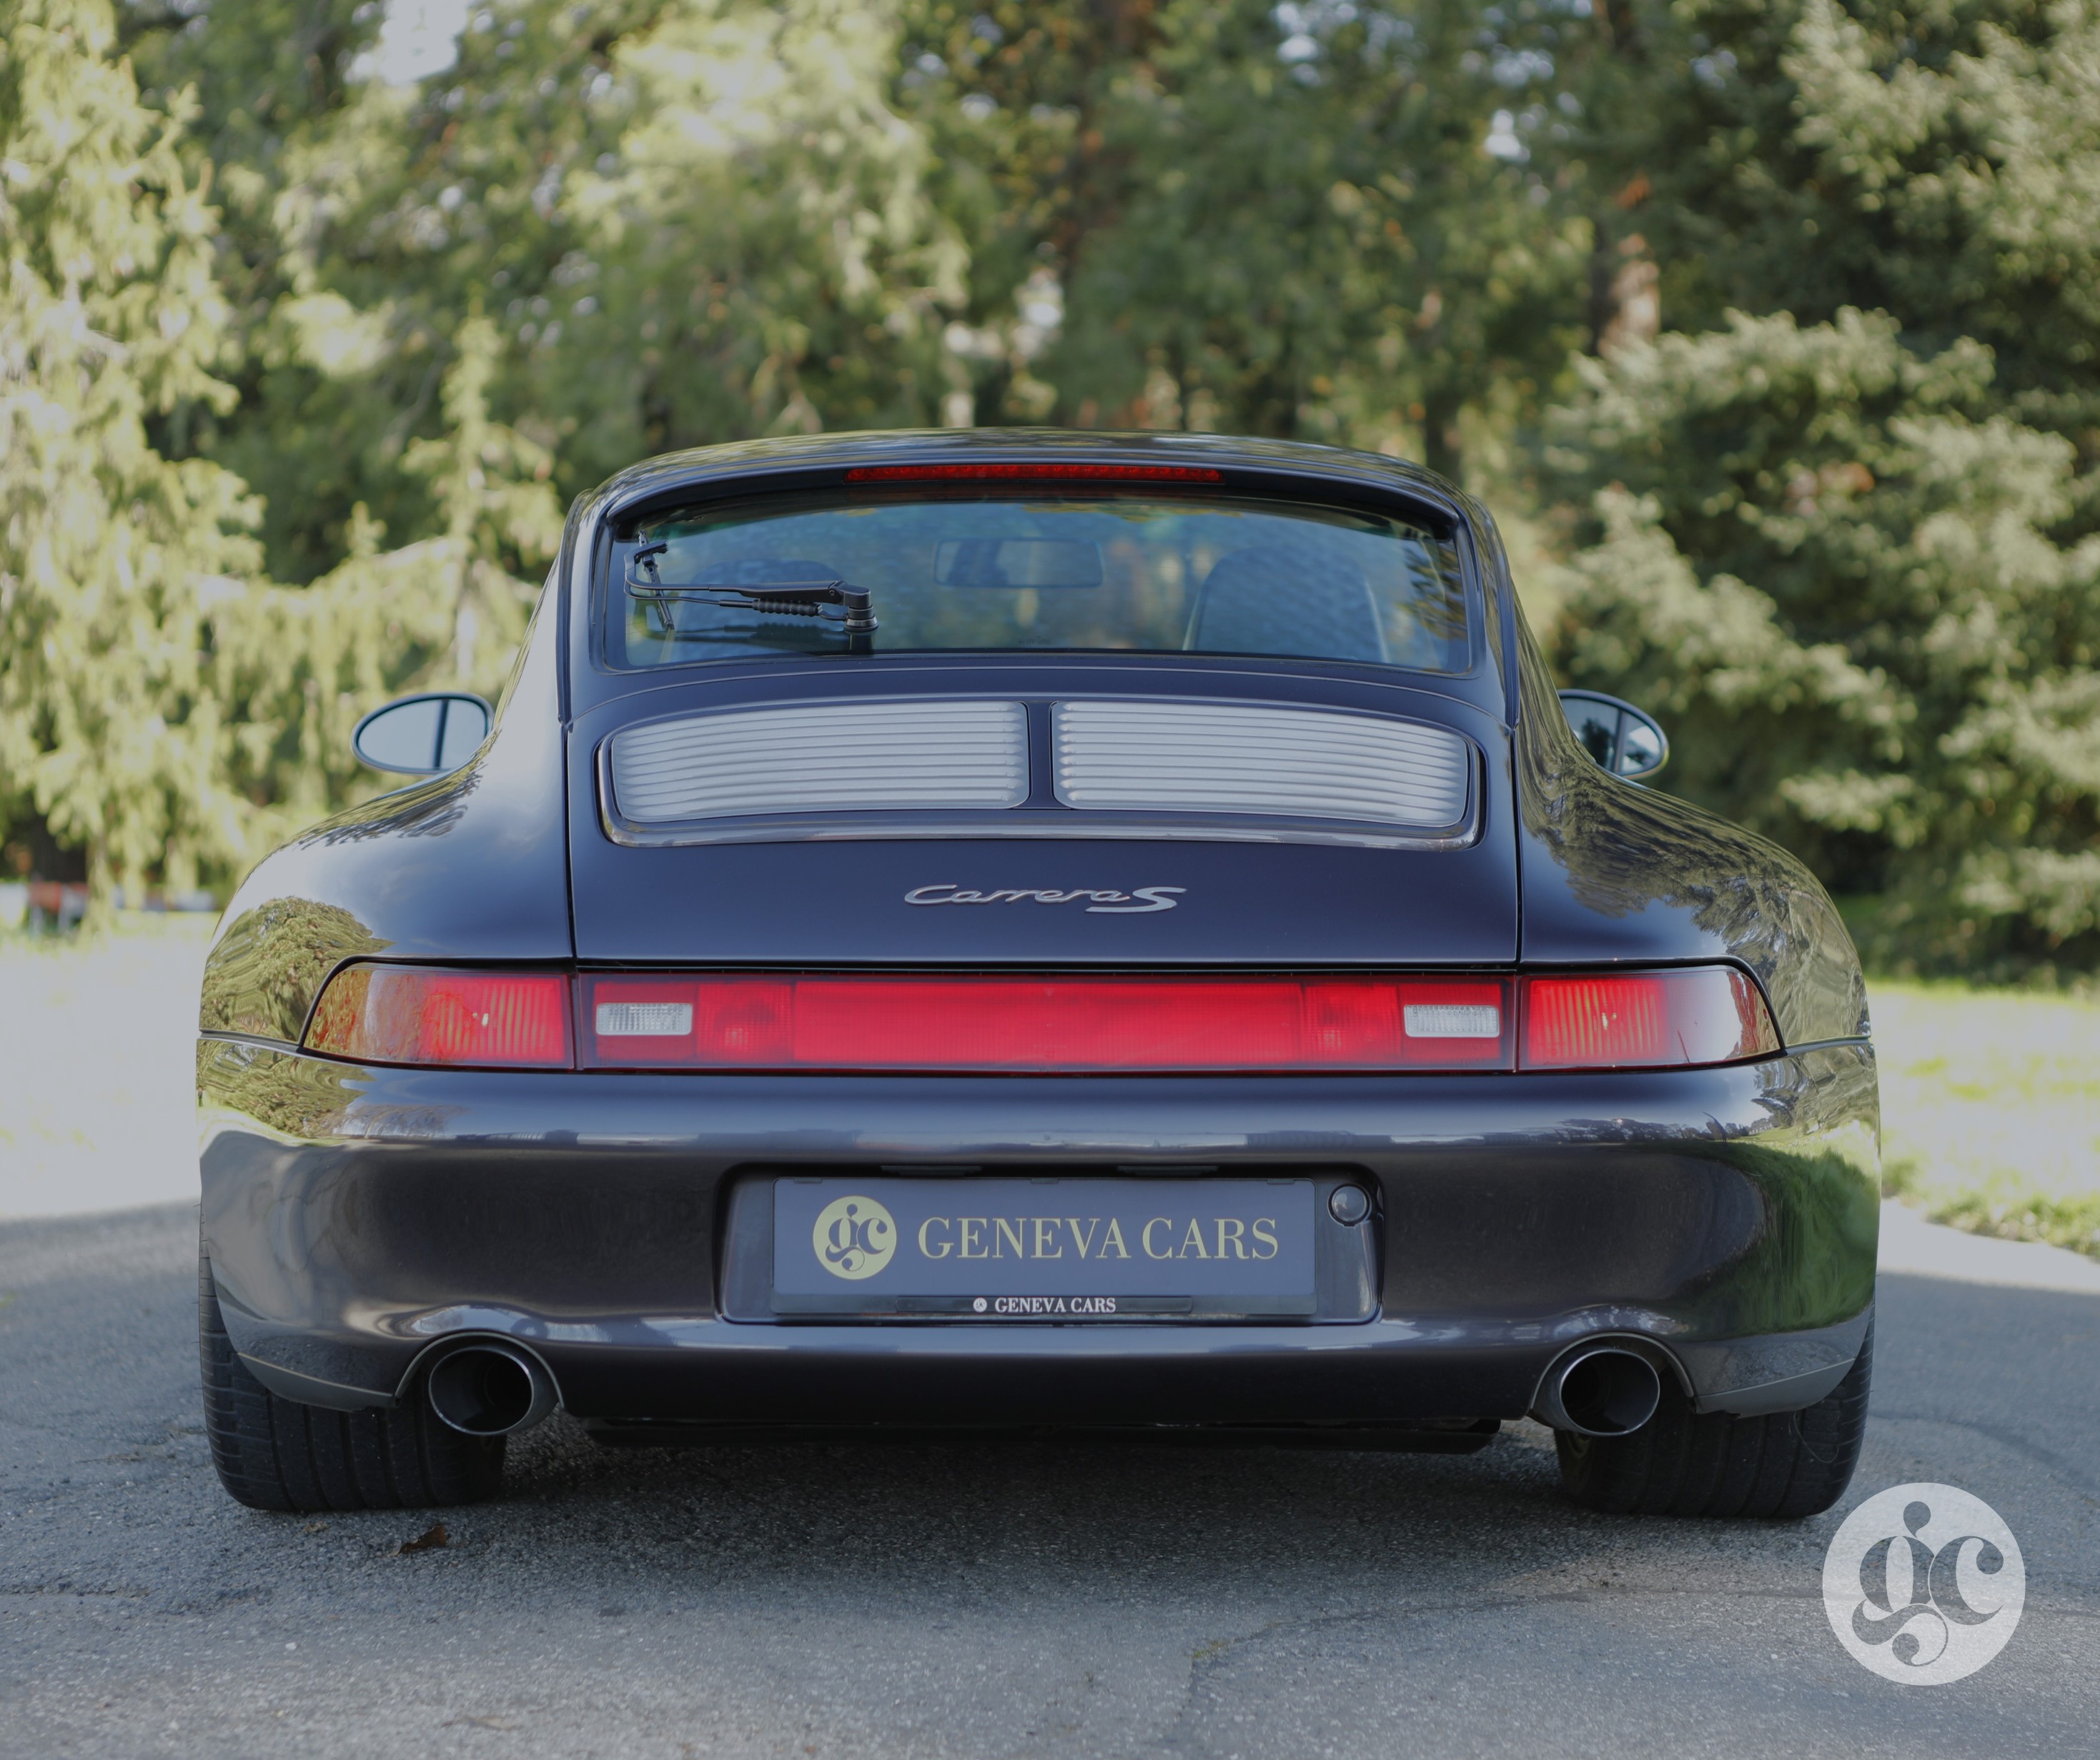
<box><xmin>1532</xmin><ymin>1346</ymin><xmax>1663</xmax><ymax>1438</ymax></box>
<box><xmin>426</xmin><ymin>1343</ymin><xmax>558</xmax><ymax>1437</ymax></box>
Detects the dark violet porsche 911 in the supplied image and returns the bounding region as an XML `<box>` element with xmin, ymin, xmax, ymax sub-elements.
<box><xmin>196</xmin><ymin>430</ymin><xmax>1878</xmax><ymax>1520</ymax></box>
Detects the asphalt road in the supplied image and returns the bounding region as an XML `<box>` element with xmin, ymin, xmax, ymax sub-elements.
<box><xmin>2</xmin><ymin>1203</ymin><xmax>2094</xmax><ymax>1759</ymax></box>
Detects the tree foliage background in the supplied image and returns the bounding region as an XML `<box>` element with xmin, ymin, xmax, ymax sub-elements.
<box><xmin>1</xmin><ymin>0</ymin><xmax>2094</xmax><ymax>974</ymax></box>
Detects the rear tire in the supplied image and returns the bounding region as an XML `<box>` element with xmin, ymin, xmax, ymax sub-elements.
<box><xmin>199</xmin><ymin>1251</ymin><xmax>505</xmax><ymax>1513</ymax></box>
<box><xmin>1555</xmin><ymin>1325</ymin><xmax>1871</xmax><ymax>1519</ymax></box>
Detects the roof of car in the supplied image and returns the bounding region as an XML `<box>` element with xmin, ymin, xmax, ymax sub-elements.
<box><xmin>578</xmin><ymin>427</ymin><xmax>1473</xmax><ymax>531</ymax></box>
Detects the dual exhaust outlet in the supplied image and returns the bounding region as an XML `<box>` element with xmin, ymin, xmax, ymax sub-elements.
<box><xmin>425</xmin><ymin>1342</ymin><xmax>558</xmax><ymax>1438</ymax></box>
<box><xmin>1530</xmin><ymin>1345</ymin><xmax>1664</xmax><ymax>1438</ymax></box>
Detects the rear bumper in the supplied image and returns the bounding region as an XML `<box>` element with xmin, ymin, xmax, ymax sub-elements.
<box><xmin>199</xmin><ymin>1039</ymin><xmax>1878</xmax><ymax>1426</ymax></box>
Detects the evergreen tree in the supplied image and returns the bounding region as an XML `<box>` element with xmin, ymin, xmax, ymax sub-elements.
<box><xmin>1547</xmin><ymin>0</ymin><xmax>2100</xmax><ymax>973</ymax></box>
<box><xmin>124</xmin><ymin>0</ymin><xmax>387</xmax><ymax>584</ymax></box>
<box><xmin>906</xmin><ymin>0</ymin><xmax>1588</xmax><ymax>478</ymax></box>
<box><xmin>1550</xmin><ymin>312</ymin><xmax>2100</xmax><ymax>973</ymax></box>
<box><xmin>0</xmin><ymin>0</ymin><xmax>257</xmax><ymax>898</ymax></box>
<box><xmin>1</xmin><ymin>6</ymin><xmax>554</xmax><ymax>898</ymax></box>
<box><xmin>202</xmin><ymin>317</ymin><xmax>559</xmax><ymax>855</ymax></box>
<box><xmin>142</xmin><ymin>0</ymin><xmax>967</xmax><ymax>585</ymax></box>
<box><xmin>1562</xmin><ymin>0</ymin><xmax>2100</xmax><ymax>499</ymax></box>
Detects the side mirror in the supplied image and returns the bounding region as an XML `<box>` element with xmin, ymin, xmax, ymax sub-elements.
<box><xmin>1558</xmin><ymin>690</ymin><xmax>1669</xmax><ymax>780</ymax></box>
<box><xmin>352</xmin><ymin>692</ymin><xmax>492</xmax><ymax>777</ymax></box>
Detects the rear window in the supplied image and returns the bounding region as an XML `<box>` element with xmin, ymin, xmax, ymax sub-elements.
<box><xmin>603</xmin><ymin>490</ymin><xmax>1472</xmax><ymax>674</ymax></box>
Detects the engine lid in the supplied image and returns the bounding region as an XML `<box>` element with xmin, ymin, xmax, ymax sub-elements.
<box><xmin>567</xmin><ymin>662</ymin><xmax>1517</xmax><ymax>968</ymax></box>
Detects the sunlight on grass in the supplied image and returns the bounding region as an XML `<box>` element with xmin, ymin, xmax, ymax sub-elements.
<box><xmin>1871</xmin><ymin>980</ymin><xmax>2100</xmax><ymax>1260</ymax></box>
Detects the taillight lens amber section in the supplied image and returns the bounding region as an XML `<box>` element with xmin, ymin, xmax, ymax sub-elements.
<box><xmin>1520</xmin><ymin>968</ymin><xmax>1779</xmax><ymax>1070</ymax></box>
<box><xmin>581</xmin><ymin>975</ymin><xmax>1514</xmax><ymax>1073</ymax></box>
<box><xmin>305</xmin><ymin>965</ymin><xmax>572</xmax><ymax>1068</ymax></box>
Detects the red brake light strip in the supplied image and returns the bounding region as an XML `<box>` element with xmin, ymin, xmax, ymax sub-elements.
<box><xmin>584</xmin><ymin>975</ymin><xmax>1508</xmax><ymax>1073</ymax></box>
<box><xmin>843</xmin><ymin>464</ymin><xmax>1223</xmax><ymax>483</ymax></box>
<box><xmin>302</xmin><ymin>965</ymin><xmax>1779</xmax><ymax>1073</ymax></box>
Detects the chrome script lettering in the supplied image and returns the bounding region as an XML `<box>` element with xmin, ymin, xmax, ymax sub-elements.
<box><xmin>903</xmin><ymin>884</ymin><xmax>1184</xmax><ymax>914</ymax></box>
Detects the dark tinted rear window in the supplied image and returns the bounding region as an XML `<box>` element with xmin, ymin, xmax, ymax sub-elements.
<box><xmin>605</xmin><ymin>489</ymin><xmax>1471</xmax><ymax>673</ymax></box>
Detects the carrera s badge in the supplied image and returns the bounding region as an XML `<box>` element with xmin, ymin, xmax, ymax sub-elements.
<box><xmin>904</xmin><ymin>884</ymin><xmax>1185</xmax><ymax>915</ymax></box>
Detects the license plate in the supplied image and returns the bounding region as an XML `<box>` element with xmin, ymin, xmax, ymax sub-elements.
<box><xmin>771</xmin><ymin>1177</ymin><xmax>1317</xmax><ymax>1319</ymax></box>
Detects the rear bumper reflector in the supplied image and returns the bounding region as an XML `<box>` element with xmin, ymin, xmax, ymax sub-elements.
<box><xmin>300</xmin><ymin>965</ymin><xmax>1779</xmax><ymax>1075</ymax></box>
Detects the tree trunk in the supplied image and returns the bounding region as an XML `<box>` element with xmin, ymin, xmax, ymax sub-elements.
<box><xmin>1422</xmin><ymin>387</ymin><xmax>1465</xmax><ymax>487</ymax></box>
<box><xmin>1593</xmin><ymin>232</ymin><xmax>1659</xmax><ymax>357</ymax></box>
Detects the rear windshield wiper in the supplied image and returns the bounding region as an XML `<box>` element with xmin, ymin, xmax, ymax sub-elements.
<box><xmin>625</xmin><ymin>545</ymin><xmax>878</xmax><ymax>636</ymax></box>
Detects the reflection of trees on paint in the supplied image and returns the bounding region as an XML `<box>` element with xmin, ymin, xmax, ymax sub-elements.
<box><xmin>1515</xmin><ymin>627</ymin><xmax>1868</xmax><ymax>1047</ymax></box>
<box><xmin>199</xmin><ymin>898</ymin><xmax>386</xmax><ymax>1044</ymax></box>
<box><xmin>302</xmin><ymin>765</ymin><xmax>480</xmax><ymax>847</ymax></box>
<box><xmin>1378</xmin><ymin>1087</ymin><xmax>1877</xmax><ymax>1336</ymax></box>
<box><xmin>1683</xmin><ymin>1135</ymin><xmax>1881</xmax><ymax>1337</ymax></box>
<box><xmin>197</xmin><ymin>1038</ymin><xmax>375</xmax><ymax>1143</ymax></box>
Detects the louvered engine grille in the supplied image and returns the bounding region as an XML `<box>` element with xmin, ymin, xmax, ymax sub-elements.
<box><xmin>609</xmin><ymin>700</ymin><xmax>1029</xmax><ymax>822</ymax></box>
<box><xmin>1052</xmin><ymin>700</ymin><xmax>1470</xmax><ymax>826</ymax></box>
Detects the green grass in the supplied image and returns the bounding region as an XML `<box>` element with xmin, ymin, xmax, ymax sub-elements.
<box><xmin>1872</xmin><ymin>979</ymin><xmax>2100</xmax><ymax>1261</ymax></box>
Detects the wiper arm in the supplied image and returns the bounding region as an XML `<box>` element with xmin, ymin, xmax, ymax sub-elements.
<box><xmin>626</xmin><ymin>545</ymin><xmax>878</xmax><ymax>635</ymax></box>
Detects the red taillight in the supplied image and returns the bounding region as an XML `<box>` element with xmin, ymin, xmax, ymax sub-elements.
<box><xmin>583</xmin><ymin>975</ymin><xmax>1512</xmax><ymax>1073</ymax></box>
<box><xmin>298</xmin><ymin>965</ymin><xmax>1776</xmax><ymax>1075</ymax></box>
<box><xmin>843</xmin><ymin>463</ymin><xmax>1223</xmax><ymax>483</ymax></box>
<box><xmin>306</xmin><ymin>965</ymin><xmax>572</xmax><ymax>1068</ymax></box>
<box><xmin>1522</xmin><ymin>968</ymin><xmax>1779</xmax><ymax>1070</ymax></box>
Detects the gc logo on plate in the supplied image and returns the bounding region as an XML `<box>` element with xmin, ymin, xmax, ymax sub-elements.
<box><xmin>812</xmin><ymin>1194</ymin><xmax>896</xmax><ymax>1281</ymax></box>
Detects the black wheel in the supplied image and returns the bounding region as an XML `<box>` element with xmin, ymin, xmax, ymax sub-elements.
<box><xmin>199</xmin><ymin>1251</ymin><xmax>505</xmax><ymax>1513</ymax></box>
<box><xmin>1555</xmin><ymin>1325</ymin><xmax>1871</xmax><ymax>1519</ymax></box>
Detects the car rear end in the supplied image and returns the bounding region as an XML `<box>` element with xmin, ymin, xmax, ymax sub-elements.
<box><xmin>198</xmin><ymin>435</ymin><xmax>1876</xmax><ymax>1511</ymax></box>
